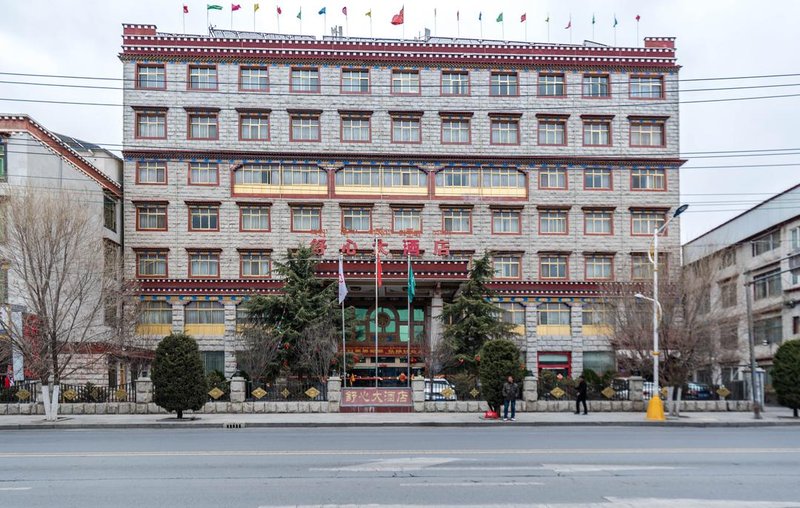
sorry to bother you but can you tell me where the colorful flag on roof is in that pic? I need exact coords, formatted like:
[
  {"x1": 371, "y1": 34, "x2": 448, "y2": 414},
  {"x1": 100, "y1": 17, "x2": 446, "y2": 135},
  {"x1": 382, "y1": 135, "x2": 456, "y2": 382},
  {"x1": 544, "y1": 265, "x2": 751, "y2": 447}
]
[
  {"x1": 478, "y1": 12, "x2": 482, "y2": 21},
  {"x1": 391, "y1": 7, "x2": 404, "y2": 25},
  {"x1": 277, "y1": 6, "x2": 282, "y2": 15},
  {"x1": 636, "y1": 14, "x2": 641, "y2": 22},
  {"x1": 231, "y1": 4, "x2": 241, "y2": 11},
  {"x1": 254, "y1": 3, "x2": 260, "y2": 12},
  {"x1": 613, "y1": 15, "x2": 618, "y2": 27},
  {"x1": 183, "y1": 5, "x2": 189, "y2": 14},
  {"x1": 521, "y1": 13, "x2": 527, "y2": 23},
  {"x1": 297, "y1": 7, "x2": 302, "y2": 19},
  {"x1": 207, "y1": 4, "x2": 223, "y2": 10},
  {"x1": 592, "y1": 13, "x2": 595, "y2": 25},
  {"x1": 365, "y1": 9, "x2": 372, "y2": 17},
  {"x1": 565, "y1": 19, "x2": 571, "y2": 29},
  {"x1": 342, "y1": 6, "x2": 347, "y2": 16},
  {"x1": 496, "y1": 13, "x2": 503, "y2": 23},
  {"x1": 319, "y1": 7, "x2": 326, "y2": 15}
]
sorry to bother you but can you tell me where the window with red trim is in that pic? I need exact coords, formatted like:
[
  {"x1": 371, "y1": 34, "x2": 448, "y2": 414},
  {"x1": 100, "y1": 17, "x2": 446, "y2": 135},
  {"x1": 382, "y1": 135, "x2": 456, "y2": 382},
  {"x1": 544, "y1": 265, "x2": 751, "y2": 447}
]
[
  {"x1": 189, "y1": 205, "x2": 219, "y2": 231},
  {"x1": 188, "y1": 65, "x2": 217, "y2": 90},
  {"x1": 239, "y1": 112, "x2": 270, "y2": 141},
  {"x1": 188, "y1": 251, "x2": 220, "y2": 278},
  {"x1": 239, "y1": 66, "x2": 269, "y2": 91},
  {"x1": 136, "y1": 250, "x2": 168, "y2": 278},
  {"x1": 240, "y1": 251, "x2": 271, "y2": 278},
  {"x1": 290, "y1": 67, "x2": 320, "y2": 93},
  {"x1": 136, "y1": 204, "x2": 167, "y2": 231},
  {"x1": 188, "y1": 111, "x2": 218, "y2": 140},
  {"x1": 188, "y1": 162, "x2": 219, "y2": 186},
  {"x1": 135, "y1": 111, "x2": 166, "y2": 139},
  {"x1": 136, "y1": 64, "x2": 165, "y2": 89},
  {"x1": 391, "y1": 70, "x2": 420, "y2": 95}
]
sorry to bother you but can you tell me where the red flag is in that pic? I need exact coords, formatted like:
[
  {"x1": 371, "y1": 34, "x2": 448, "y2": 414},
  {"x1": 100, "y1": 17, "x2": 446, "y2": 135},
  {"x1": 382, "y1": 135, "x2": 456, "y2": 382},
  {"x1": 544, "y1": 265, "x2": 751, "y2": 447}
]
[
  {"x1": 635, "y1": 14, "x2": 641, "y2": 22},
  {"x1": 520, "y1": 13, "x2": 526, "y2": 23},
  {"x1": 183, "y1": 4, "x2": 189, "y2": 14},
  {"x1": 391, "y1": 7, "x2": 404, "y2": 25},
  {"x1": 376, "y1": 245, "x2": 383, "y2": 288},
  {"x1": 565, "y1": 19, "x2": 571, "y2": 29},
  {"x1": 277, "y1": 6, "x2": 282, "y2": 15},
  {"x1": 232, "y1": 3, "x2": 241, "y2": 11},
  {"x1": 342, "y1": 6, "x2": 347, "y2": 16}
]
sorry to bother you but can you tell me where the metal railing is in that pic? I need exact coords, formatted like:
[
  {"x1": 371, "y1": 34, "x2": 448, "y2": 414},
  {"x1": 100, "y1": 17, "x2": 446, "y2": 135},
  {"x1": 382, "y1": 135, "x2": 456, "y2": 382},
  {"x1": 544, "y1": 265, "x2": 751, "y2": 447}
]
[
  {"x1": 0, "y1": 380, "x2": 41, "y2": 403},
  {"x1": 537, "y1": 378, "x2": 630, "y2": 401},
  {"x1": 245, "y1": 380, "x2": 327, "y2": 401},
  {"x1": 59, "y1": 382, "x2": 137, "y2": 403},
  {"x1": 644, "y1": 380, "x2": 750, "y2": 401}
]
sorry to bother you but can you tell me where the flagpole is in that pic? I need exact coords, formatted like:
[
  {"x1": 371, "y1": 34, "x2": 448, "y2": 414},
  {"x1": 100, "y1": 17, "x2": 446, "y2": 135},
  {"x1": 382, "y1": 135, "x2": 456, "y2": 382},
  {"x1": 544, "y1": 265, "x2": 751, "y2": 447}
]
[
  {"x1": 340, "y1": 255, "x2": 347, "y2": 382},
  {"x1": 524, "y1": 20, "x2": 527, "y2": 42},
  {"x1": 182, "y1": 8, "x2": 186, "y2": 34},
  {"x1": 231, "y1": 10, "x2": 233, "y2": 30},
  {"x1": 324, "y1": 13, "x2": 327, "y2": 36},
  {"x1": 374, "y1": 237, "x2": 379, "y2": 389},
  {"x1": 636, "y1": 18, "x2": 640, "y2": 46},
  {"x1": 253, "y1": 8, "x2": 256, "y2": 31},
  {"x1": 569, "y1": 14, "x2": 573, "y2": 44},
  {"x1": 407, "y1": 254, "x2": 412, "y2": 387}
]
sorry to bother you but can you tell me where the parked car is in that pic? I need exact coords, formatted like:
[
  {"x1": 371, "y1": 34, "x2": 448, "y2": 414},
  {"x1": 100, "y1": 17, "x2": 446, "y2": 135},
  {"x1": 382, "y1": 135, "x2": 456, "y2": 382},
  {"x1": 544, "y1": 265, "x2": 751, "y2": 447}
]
[
  {"x1": 684, "y1": 382, "x2": 713, "y2": 400},
  {"x1": 425, "y1": 378, "x2": 457, "y2": 401}
]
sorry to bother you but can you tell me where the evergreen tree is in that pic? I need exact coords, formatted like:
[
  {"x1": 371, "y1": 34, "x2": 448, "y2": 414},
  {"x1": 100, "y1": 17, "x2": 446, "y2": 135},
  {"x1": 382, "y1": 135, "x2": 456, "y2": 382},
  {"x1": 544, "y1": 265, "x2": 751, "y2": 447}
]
[
  {"x1": 772, "y1": 339, "x2": 800, "y2": 418},
  {"x1": 439, "y1": 254, "x2": 515, "y2": 374},
  {"x1": 151, "y1": 333, "x2": 208, "y2": 419},
  {"x1": 478, "y1": 339, "x2": 525, "y2": 413},
  {"x1": 243, "y1": 246, "x2": 349, "y2": 378}
]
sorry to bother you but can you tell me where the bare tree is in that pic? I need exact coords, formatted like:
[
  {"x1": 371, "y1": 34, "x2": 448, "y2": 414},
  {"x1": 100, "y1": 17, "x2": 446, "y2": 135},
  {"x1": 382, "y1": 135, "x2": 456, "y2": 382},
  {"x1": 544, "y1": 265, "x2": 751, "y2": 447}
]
[
  {"x1": 0, "y1": 187, "x2": 135, "y2": 420},
  {"x1": 295, "y1": 312, "x2": 340, "y2": 382},
  {"x1": 605, "y1": 255, "x2": 728, "y2": 416},
  {"x1": 235, "y1": 322, "x2": 284, "y2": 383}
]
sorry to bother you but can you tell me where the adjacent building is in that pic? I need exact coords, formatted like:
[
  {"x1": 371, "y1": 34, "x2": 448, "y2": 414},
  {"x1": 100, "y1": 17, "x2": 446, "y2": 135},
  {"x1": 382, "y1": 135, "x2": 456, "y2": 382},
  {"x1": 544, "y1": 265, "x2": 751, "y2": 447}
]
[
  {"x1": 120, "y1": 25, "x2": 683, "y2": 380},
  {"x1": 683, "y1": 183, "x2": 800, "y2": 388}
]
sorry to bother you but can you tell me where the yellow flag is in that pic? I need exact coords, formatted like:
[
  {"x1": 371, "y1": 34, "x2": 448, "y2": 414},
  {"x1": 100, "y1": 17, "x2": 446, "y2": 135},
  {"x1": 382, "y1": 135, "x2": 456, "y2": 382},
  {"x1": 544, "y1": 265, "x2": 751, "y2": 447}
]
[
  {"x1": 365, "y1": 9, "x2": 372, "y2": 17},
  {"x1": 254, "y1": 3, "x2": 260, "y2": 12}
]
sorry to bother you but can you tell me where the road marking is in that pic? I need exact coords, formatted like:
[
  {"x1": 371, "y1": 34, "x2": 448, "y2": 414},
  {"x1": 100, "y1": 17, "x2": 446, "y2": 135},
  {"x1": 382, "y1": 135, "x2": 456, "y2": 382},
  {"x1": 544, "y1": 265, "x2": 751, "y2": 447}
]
[
  {"x1": 0, "y1": 487, "x2": 32, "y2": 491},
  {"x1": 399, "y1": 481, "x2": 544, "y2": 487},
  {"x1": 260, "y1": 500, "x2": 800, "y2": 508},
  {"x1": 314, "y1": 457, "x2": 460, "y2": 471},
  {"x1": 541, "y1": 464, "x2": 679, "y2": 474}
]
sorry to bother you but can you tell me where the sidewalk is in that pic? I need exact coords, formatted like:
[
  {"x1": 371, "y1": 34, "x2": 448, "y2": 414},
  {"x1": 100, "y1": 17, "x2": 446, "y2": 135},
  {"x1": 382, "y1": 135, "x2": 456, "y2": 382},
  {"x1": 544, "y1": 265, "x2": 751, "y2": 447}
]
[{"x1": 1, "y1": 408, "x2": 798, "y2": 430}]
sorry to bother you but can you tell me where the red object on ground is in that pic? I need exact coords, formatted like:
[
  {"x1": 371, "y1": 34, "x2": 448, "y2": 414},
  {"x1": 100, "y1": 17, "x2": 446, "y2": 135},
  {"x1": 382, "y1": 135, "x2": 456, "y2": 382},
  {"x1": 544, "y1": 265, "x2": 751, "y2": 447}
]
[{"x1": 484, "y1": 410, "x2": 499, "y2": 419}]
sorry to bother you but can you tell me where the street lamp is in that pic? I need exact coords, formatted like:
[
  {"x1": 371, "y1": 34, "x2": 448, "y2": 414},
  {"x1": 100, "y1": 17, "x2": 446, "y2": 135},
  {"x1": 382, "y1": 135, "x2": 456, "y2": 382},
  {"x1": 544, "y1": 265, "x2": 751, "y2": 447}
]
[{"x1": 637, "y1": 204, "x2": 689, "y2": 421}]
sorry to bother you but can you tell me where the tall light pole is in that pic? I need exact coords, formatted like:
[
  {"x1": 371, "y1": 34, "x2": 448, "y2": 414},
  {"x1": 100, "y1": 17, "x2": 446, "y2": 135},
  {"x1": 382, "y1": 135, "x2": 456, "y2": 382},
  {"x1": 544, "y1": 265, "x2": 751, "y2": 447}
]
[{"x1": 637, "y1": 204, "x2": 688, "y2": 421}]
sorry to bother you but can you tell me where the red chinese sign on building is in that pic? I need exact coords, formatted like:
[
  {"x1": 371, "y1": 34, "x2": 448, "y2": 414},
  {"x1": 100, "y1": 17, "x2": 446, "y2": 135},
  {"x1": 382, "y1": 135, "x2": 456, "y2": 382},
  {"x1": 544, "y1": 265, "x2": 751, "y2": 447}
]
[{"x1": 340, "y1": 388, "x2": 413, "y2": 406}]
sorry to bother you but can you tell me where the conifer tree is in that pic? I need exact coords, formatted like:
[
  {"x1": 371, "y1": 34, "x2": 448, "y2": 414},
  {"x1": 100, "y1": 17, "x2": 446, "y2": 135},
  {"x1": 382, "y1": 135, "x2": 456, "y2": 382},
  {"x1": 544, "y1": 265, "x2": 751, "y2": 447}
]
[
  {"x1": 151, "y1": 333, "x2": 208, "y2": 419},
  {"x1": 772, "y1": 339, "x2": 800, "y2": 418}
]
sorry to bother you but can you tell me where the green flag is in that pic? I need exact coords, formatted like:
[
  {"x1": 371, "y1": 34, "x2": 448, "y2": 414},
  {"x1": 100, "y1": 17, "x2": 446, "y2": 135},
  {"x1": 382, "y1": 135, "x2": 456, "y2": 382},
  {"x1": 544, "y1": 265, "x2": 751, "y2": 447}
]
[
  {"x1": 207, "y1": 4, "x2": 223, "y2": 10},
  {"x1": 496, "y1": 13, "x2": 503, "y2": 23},
  {"x1": 407, "y1": 260, "x2": 416, "y2": 303},
  {"x1": 297, "y1": 7, "x2": 302, "y2": 19},
  {"x1": 592, "y1": 14, "x2": 596, "y2": 25}
]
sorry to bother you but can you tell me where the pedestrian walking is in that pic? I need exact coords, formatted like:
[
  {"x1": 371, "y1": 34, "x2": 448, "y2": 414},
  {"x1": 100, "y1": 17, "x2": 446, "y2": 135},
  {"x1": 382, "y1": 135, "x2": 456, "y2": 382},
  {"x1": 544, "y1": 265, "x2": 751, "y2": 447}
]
[
  {"x1": 575, "y1": 375, "x2": 588, "y2": 415},
  {"x1": 502, "y1": 375, "x2": 519, "y2": 421}
]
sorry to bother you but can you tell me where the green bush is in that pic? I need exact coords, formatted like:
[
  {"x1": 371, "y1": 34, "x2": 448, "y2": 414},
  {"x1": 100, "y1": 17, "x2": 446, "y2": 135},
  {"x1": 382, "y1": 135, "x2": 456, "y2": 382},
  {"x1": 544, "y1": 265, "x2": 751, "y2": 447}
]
[
  {"x1": 152, "y1": 333, "x2": 208, "y2": 419},
  {"x1": 478, "y1": 339, "x2": 525, "y2": 413},
  {"x1": 772, "y1": 339, "x2": 800, "y2": 418}
]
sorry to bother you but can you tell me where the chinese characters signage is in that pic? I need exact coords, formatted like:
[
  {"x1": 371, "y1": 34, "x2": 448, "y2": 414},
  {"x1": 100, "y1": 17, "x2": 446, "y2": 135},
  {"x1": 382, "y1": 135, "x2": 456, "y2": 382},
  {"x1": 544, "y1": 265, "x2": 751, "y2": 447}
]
[{"x1": 341, "y1": 388, "x2": 413, "y2": 406}]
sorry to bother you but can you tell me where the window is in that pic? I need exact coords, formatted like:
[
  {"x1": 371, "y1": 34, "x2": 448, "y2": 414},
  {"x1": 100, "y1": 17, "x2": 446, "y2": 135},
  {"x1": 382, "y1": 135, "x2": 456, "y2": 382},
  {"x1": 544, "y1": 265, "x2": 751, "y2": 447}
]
[
  {"x1": 537, "y1": 117, "x2": 567, "y2": 145},
  {"x1": 436, "y1": 168, "x2": 479, "y2": 188},
  {"x1": 188, "y1": 111, "x2": 218, "y2": 140},
  {"x1": 719, "y1": 321, "x2": 739, "y2": 350},
  {"x1": 103, "y1": 194, "x2": 117, "y2": 232},
  {"x1": 136, "y1": 203, "x2": 167, "y2": 230},
  {"x1": 493, "y1": 255, "x2": 521, "y2": 279},
  {"x1": 139, "y1": 301, "x2": 172, "y2": 324},
  {"x1": 490, "y1": 116, "x2": 520, "y2": 145},
  {"x1": 341, "y1": 69, "x2": 369, "y2": 93},
  {"x1": 137, "y1": 161, "x2": 166, "y2": 184},
  {"x1": 189, "y1": 251, "x2": 220, "y2": 278},
  {"x1": 239, "y1": 112, "x2": 270, "y2": 140},
  {"x1": 136, "y1": 250, "x2": 167, "y2": 277},
  {"x1": 538, "y1": 303, "x2": 570, "y2": 324},
  {"x1": 582, "y1": 74, "x2": 609, "y2": 98},
  {"x1": 496, "y1": 302, "x2": 525, "y2": 325},
  {"x1": 791, "y1": 255, "x2": 800, "y2": 285},
  {"x1": 585, "y1": 255, "x2": 613, "y2": 280},
  {"x1": 391, "y1": 115, "x2": 421, "y2": 143},
  {"x1": 441, "y1": 71, "x2": 469, "y2": 95},
  {"x1": 188, "y1": 65, "x2": 217, "y2": 90},
  {"x1": 630, "y1": 119, "x2": 666, "y2": 147},
  {"x1": 631, "y1": 253, "x2": 667, "y2": 281},
  {"x1": 539, "y1": 167, "x2": 567, "y2": 189},
  {"x1": 720, "y1": 279, "x2": 737, "y2": 308},
  {"x1": 186, "y1": 301, "x2": 225, "y2": 324},
  {"x1": 720, "y1": 248, "x2": 736, "y2": 268},
  {"x1": 137, "y1": 64, "x2": 165, "y2": 89},
  {"x1": 290, "y1": 67, "x2": 320, "y2": 93},
  {"x1": 336, "y1": 113, "x2": 371, "y2": 142},
  {"x1": 584, "y1": 210, "x2": 613, "y2": 235},
  {"x1": 393, "y1": 207, "x2": 422, "y2": 233},
  {"x1": 631, "y1": 210, "x2": 666, "y2": 235},
  {"x1": 441, "y1": 116, "x2": 471, "y2": 144},
  {"x1": 188, "y1": 162, "x2": 219, "y2": 185},
  {"x1": 753, "y1": 268, "x2": 782, "y2": 300},
  {"x1": 135, "y1": 110, "x2": 166, "y2": 139},
  {"x1": 753, "y1": 315, "x2": 783, "y2": 345},
  {"x1": 539, "y1": 209, "x2": 568, "y2": 235},
  {"x1": 584, "y1": 168, "x2": 611, "y2": 190},
  {"x1": 492, "y1": 209, "x2": 521, "y2": 234},
  {"x1": 201, "y1": 351, "x2": 225, "y2": 375},
  {"x1": 290, "y1": 113, "x2": 321, "y2": 142},
  {"x1": 540, "y1": 255, "x2": 568, "y2": 279},
  {"x1": 630, "y1": 75, "x2": 664, "y2": 99},
  {"x1": 442, "y1": 208, "x2": 471, "y2": 233},
  {"x1": 582, "y1": 303, "x2": 611, "y2": 326},
  {"x1": 189, "y1": 205, "x2": 219, "y2": 231},
  {"x1": 583, "y1": 118, "x2": 611, "y2": 146},
  {"x1": 342, "y1": 207, "x2": 371, "y2": 232},
  {"x1": 794, "y1": 316, "x2": 800, "y2": 335},
  {"x1": 291, "y1": 206, "x2": 322, "y2": 232},
  {"x1": 538, "y1": 73, "x2": 566, "y2": 97},
  {"x1": 239, "y1": 66, "x2": 269, "y2": 91},
  {"x1": 391, "y1": 70, "x2": 420, "y2": 94},
  {"x1": 240, "y1": 251, "x2": 271, "y2": 278},
  {"x1": 239, "y1": 205, "x2": 270, "y2": 231},
  {"x1": 490, "y1": 72, "x2": 518, "y2": 96},
  {"x1": 283, "y1": 164, "x2": 325, "y2": 185},
  {"x1": 752, "y1": 230, "x2": 780, "y2": 256},
  {"x1": 483, "y1": 168, "x2": 526, "y2": 189},
  {"x1": 631, "y1": 168, "x2": 666, "y2": 190},
  {"x1": 234, "y1": 164, "x2": 278, "y2": 186},
  {"x1": 791, "y1": 226, "x2": 800, "y2": 251}
]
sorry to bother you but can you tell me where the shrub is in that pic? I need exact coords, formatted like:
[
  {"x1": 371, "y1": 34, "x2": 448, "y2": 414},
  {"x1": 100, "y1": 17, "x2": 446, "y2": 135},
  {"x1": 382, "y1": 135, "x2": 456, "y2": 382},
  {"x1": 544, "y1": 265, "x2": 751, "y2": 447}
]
[
  {"x1": 478, "y1": 339, "x2": 525, "y2": 413},
  {"x1": 772, "y1": 339, "x2": 800, "y2": 418},
  {"x1": 152, "y1": 333, "x2": 208, "y2": 419}
]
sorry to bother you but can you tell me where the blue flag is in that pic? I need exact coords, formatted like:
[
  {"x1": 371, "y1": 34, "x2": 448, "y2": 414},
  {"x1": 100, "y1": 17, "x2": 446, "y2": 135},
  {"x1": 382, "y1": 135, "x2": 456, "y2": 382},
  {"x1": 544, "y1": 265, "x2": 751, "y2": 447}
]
[{"x1": 318, "y1": 7, "x2": 326, "y2": 15}]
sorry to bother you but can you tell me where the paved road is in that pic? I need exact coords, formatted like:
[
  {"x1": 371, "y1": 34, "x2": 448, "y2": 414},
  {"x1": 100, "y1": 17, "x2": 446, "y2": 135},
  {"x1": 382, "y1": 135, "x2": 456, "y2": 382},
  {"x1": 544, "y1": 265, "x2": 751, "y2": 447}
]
[{"x1": 1, "y1": 426, "x2": 799, "y2": 507}]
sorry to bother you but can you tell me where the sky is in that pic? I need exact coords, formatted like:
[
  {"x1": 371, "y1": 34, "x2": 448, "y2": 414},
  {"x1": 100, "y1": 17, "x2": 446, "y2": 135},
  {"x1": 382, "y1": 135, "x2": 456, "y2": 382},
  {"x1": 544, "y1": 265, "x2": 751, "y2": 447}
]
[{"x1": 1, "y1": 0, "x2": 798, "y2": 243}]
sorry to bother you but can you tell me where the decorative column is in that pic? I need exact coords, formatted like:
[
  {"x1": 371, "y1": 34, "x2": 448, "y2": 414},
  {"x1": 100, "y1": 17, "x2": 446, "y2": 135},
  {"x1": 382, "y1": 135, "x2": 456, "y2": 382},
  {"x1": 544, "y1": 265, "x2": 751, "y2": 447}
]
[
  {"x1": 230, "y1": 376, "x2": 246, "y2": 403},
  {"x1": 327, "y1": 376, "x2": 342, "y2": 412},
  {"x1": 411, "y1": 376, "x2": 425, "y2": 412}
]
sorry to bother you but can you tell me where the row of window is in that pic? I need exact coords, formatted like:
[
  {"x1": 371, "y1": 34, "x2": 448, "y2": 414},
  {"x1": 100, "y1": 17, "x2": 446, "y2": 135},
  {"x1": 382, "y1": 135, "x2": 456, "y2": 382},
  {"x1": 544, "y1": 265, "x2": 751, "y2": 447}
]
[
  {"x1": 137, "y1": 162, "x2": 669, "y2": 192},
  {"x1": 136, "y1": 63, "x2": 667, "y2": 99},
  {"x1": 135, "y1": 248, "x2": 663, "y2": 282},
  {"x1": 134, "y1": 202, "x2": 668, "y2": 236},
  {"x1": 134, "y1": 109, "x2": 668, "y2": 147}
]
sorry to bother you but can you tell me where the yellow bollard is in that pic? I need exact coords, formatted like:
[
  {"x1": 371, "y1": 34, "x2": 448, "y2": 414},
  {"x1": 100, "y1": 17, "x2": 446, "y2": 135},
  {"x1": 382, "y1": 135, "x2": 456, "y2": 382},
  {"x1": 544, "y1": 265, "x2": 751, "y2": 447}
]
[{"x1": 646, "y1": 395, "x2": 666, "y2": 421}]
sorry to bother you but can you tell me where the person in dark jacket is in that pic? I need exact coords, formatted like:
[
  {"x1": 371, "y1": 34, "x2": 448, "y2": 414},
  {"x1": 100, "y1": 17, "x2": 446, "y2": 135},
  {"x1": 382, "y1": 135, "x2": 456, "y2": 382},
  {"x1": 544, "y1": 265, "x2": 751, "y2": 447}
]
[
  {"x1": 502, "y1": 376, "x2": 519, "y2": 421},
  {"x1": 575, "y1": 375, "x2": 588, "y2": 415}
]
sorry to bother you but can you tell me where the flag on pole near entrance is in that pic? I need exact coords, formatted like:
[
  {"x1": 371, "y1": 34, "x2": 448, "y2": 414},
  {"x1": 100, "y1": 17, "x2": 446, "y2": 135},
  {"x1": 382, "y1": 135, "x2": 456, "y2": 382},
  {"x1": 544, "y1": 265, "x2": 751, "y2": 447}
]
[
  {"x1": 338, "y1": 257, "x2": 348, "y2": 304},
  {"x1": 407, "y1": 259, "x2": 416, "y2": 303},
  {"x1": 496, "y1": 13, "x2": 503, "y2": 23},
  {"x1": 391, "y1": 7, "x2": 404, "y2": 25},
  {"x1": 232, "y1": 4, "x2": 241, "y2": 11},
  {"x1": 319, "y1": 7, "x2": 326, "y2": 15},
  {"x1": 207, "y1": 4, "x2": 223, "y2": 10}
]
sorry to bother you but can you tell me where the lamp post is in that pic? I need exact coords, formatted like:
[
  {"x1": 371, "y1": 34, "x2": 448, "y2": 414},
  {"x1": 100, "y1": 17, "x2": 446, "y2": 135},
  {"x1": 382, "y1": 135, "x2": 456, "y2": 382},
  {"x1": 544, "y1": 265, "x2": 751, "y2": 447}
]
[{"x1": 636, "y1": 204, "x2": 688, "y2": 421}]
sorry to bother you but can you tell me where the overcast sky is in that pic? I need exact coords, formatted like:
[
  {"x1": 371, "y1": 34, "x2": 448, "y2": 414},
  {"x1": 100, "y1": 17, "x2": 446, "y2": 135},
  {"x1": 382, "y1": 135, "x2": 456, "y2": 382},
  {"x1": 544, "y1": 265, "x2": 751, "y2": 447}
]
[{"x1": 1, "y1": 0, "x2": 798, "y2": 243}]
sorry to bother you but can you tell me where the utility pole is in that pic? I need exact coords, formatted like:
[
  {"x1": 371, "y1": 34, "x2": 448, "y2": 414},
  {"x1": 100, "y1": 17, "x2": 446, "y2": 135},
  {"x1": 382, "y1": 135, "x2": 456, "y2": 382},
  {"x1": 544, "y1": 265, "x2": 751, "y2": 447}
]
[{"x1": 744, "y1": 276, "x2": 763, "y2": 419}]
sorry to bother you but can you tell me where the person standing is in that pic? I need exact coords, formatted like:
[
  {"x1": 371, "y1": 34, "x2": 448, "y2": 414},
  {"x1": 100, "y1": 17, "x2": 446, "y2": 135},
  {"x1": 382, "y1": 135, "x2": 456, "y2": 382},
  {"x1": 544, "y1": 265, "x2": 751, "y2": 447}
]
[
  {"x1": 502, "y1": 375, "x2": 519, "y2": 421},
  {"x1": 575, "y1": 375, "x2": 588, "y2": 415}
]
